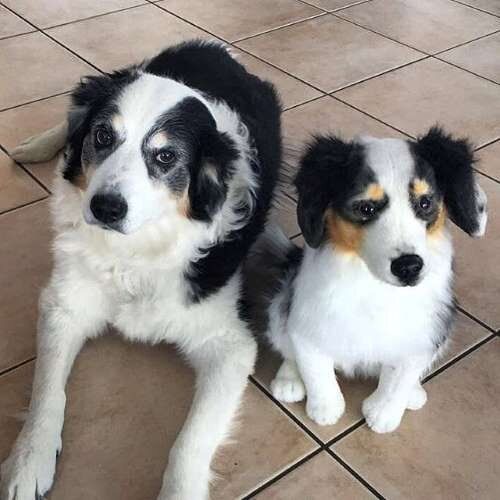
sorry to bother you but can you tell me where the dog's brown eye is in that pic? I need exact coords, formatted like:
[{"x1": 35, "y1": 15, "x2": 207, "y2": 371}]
[
  {"x1": 357, "y1": 201, "x2": 376, "y2": 218},
  {"x1": 156, "y1": 150, "x2": 176, "y2": 164},
  {"x1": 419, "y1": 195, "x2": 432, "y2": 211},
  {"x1": 95, "y1": 128, "x2": 113, "y2": 147}
]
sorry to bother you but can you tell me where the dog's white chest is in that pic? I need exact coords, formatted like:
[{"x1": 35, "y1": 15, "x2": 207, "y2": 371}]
[{"x1": 291, "y1": 251, "x2": 451, "y2": 367}]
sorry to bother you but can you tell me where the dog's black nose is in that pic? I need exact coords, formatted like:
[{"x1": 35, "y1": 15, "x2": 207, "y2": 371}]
[
  {"x1": 90, "y1": 193, "x2": 127, "y2": 225},
  {"x1": 391, "y1": 254, "x2": 423, "y2": 285}
]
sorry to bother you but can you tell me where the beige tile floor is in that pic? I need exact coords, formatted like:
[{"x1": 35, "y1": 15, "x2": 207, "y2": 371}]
[{"x1": 0, "y1": 1, "x2": 498, "y2": 498}]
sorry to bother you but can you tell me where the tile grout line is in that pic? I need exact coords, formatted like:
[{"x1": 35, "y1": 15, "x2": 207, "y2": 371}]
[
  {"x1": 331, "y1": 10, "x2": 500, "y2": 88},
  {"x1": 240, "y1": 447, "x2": 323, "y2": 499},
  {"x1": 475, "y1": 137, "x2": 500, "y2": 151},
  {"x1": 329, "y1": 55, "x2": 431, "y2": 94},
  {"x1": 248, "y1": 376, "x2": 385, "y2": 498},
  {"x1": 41, "y1": 3, "x2": 149, "y2": 30},
  {"x1": 326, "y1": 449, "x2": 386, "y2": 499},
  {"x1": 0, "y1": 196, "x2": 49, "y2": 217},
  {"x1": 449, "y1": 0, "x2": 500, "y2": 19},
  {"x1": 475, "y1": 169, "x2": 500, "y2": 185},
  {"x1": 0, "y1": 29, "x2": 37, "y2": 42},
  {"x1": 330, "y1": 11, "x2": 431, "y2": 55},
  {"x1": 231, "y1": 12, "x2": 328, "y2": 45},
  {"x1": 434, "y1": 54, "x2": 500, "y2": 88},
  {"x1": 432, "y1": 28, "x2": 500, "y2": 56},
  {"x1": 330, "y1": 94, "x2": 415, "y2": 139},
  {"x1": 0, "y1": 90, "x2": 71, "y2": 114},
  {"x1": 423, "y1": 332, "x2": 497, "y2": 383},
  {"x1": 456, "y1": 305, "x2": 496, "y2": 333},
  {"x1": 0, "y1": 143, "x2": 52, "y2": 194},
  {"x1": 249, "y1": 376, "x2": 324, "y2": 446},
  {"x1": 297, "y1": 0, "x2": 373, "y2": 13},
  {"x1": 0, "y1": 1, "x2": 104, "y2": 75},
  {"x1": 0, "y1": 356, "x2": 36, "y2": 378},
  {"x1": 0, "y1": 1, "x2": 148, "y2": 31},
  {"x1": 283, "y1": 94, "x2": 327, "y2": 112}
]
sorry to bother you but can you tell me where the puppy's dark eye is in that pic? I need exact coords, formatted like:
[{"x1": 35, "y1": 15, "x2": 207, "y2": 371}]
[
  {"x1": 95, "y1": 128, "x2": 113, "y2": 147},
  {"x1": 419, "y1": 195, "x2": 432, "y2": 211},
  {"x1": 156, "y1": 150, "x2": 176, "y2": 165},
  {"x1": 355, "y1": 201, "x2": 376, "y2": 219}
]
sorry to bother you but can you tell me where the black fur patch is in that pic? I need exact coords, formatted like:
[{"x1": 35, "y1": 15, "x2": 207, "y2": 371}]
[
  {"x1": 412, "y1": 126, "x2": 479, "y2": 236},
  {"x1": 142, "y1": 96, "x2": 239, "y2": 220},
  {"x1": 278, "y1": 245, "x2": 304, "y2": 318},
  {"x1": 145, "y1": 41, "x2": 281, "y2": 303},
  {"x1": 64, "y1": 67, "x2": 139, "y2": 183},
  {"x1": 433, "y1": 295, "x2": 457, "y2": 351},
  {"x1": 294, "y1": 135, "x2": 370, "y2": 248}
]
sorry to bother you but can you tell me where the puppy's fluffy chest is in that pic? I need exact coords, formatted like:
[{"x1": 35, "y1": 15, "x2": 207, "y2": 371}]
[{"x1": 290, "y1": 246, "x2": 453, "y2": 369}]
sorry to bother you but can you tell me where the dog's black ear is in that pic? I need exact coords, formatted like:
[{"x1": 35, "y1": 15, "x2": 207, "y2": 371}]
[
  {"x1": 64, "y1": 69, "x2": 138, "y2": 184},
  {"x1": 188, "y1": 127, "x2": 238, "y2": 222},
  {"x1": 414, "y1": 126, "x2": 487, "y2": 237},
  {"x1": 295, "y1": 135, "x2": 364, "y2": 248}
]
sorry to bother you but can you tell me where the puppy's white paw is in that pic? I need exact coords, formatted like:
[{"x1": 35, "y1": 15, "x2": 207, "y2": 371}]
[
  {"x1": 306, "y1": 393, "x2": 345, "y2": 426},
  {"x1": 406, "y1": 385, "x2": 427, "y2": 410},
  {"x1": 0, "y1": 434, "x2": 61, "y2": 500},
  {"x1": 270, "y1": 372, "x2": 306, "y2": 403},
  {"x1": 362, "y1": 394, "x2": 405, "y2": 434}
]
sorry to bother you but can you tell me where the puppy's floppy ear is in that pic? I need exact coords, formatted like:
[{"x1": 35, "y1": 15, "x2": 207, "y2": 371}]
[
  {"x1": 64, "y1": 68, "x2": 138, "y2": 184},
  {"x1": 414, "y1": 126, "x2": 487, "y2": 237},
  {"x1": 188, "y1": 126, "x2": 238, "y2": 222},
  {"x1": 295, "y1": 135, "x2": 364, "y2": 248}
]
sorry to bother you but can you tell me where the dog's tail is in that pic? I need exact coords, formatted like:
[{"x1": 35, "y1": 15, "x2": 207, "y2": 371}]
[{"x1": 10, "y1": 121, "x2": 67, "y2": 163}]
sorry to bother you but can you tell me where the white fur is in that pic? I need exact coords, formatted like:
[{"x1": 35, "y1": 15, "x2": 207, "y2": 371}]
[
  {"x1": 267, "y1": 137, "x2": 458, "y2": 433},
  {"x1": 1, "y1": 75, "x2": 259, "y2": 500}
]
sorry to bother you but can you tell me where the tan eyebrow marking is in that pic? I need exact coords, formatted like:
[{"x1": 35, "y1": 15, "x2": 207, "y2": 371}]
[
  {"x1": 150, "y1": 131, "x2": 169, "y2": 149},
  {"x1": 364, "y1": 183, "x2": 385, "y2": 201},
  {"x1": 412, "y1": 178, "x2": 431, "y2": 196}
]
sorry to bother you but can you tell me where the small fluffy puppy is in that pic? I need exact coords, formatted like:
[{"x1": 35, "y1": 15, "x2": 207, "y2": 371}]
[
  {"x1": 0, "y1": 40, "x2": 281, "y2": 500},
  {"x1": 265, "y1": 128, "x2": 487, "y2": 433}
]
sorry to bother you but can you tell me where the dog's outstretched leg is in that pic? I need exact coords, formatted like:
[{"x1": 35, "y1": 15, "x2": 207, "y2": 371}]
[
  {"x1": 0, "y1": 277, "x2": 107, "y2": 500},
  {"x1": 10, "y1": 121, "x2": 67, "y2": 164},
  {"x1": 158, "y1": 330, "x2": 256, "y2": 500}
]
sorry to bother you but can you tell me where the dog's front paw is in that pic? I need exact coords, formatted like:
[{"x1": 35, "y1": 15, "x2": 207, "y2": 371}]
[
  {"x1": 270, "y1": 372, "x2": 306, "y2": 403},
  {"x1": 0, "y1": 434, "x2": 61, "y2": 500},
  {"x1": 306, "y1": 393, "x2": 345, "y2": 426},
  {"x1": 362, "y1": 394, "x2": 405, "y2": 433},
  {"x1": 406, "y1": 385, "x2": 427, "y2": 410}
]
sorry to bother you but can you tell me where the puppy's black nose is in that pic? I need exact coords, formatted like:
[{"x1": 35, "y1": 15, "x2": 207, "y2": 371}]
[
  {"x1": 391, "y1": 254, "x2": 423, "y2": 285},
  {"x1": 90, "y1": 193, "x2": 127, "y2": 225}
]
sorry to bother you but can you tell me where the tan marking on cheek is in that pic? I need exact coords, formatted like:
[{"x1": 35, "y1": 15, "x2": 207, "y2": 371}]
[
  {"x1": 412, "y1": 178, "x2": 430, "y2": 196},
  {"x1": 326, "y1": 209, "x2": 364, "y2": 255},
  {"x1": 150, "y1": 131, "x2": 169, "y2": 149},
  {"x1": 71, "y1": 173, "x2": 88, "y2": 191},
  {"x1": 364, "y1": 183, "x2": 385, "y2": 201},
  {"x1": 427, "y1": 204, "x2": 446, "y2": 237},
  {"x1": 71, "y1": 162, "x2": 96, "y2": 191},
  {"x1": 176, "y1": 189, "x2": 191, "y2": 218},
  {"x1": 112, "y1": 114, "x2": 124, "y2": 131}
]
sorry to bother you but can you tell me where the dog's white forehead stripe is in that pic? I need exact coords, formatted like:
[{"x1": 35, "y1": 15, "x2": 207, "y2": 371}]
[
  {"x1": 360, "y1": 137, "x2": 414, "y2": 190},
  {"x1": 115, "y1": 73, "x2": 203, "y2": 134}
]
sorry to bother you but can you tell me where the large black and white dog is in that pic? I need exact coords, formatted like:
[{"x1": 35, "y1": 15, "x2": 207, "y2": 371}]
[{"x1": 0, "y1": 40, "x2": 281, "y2": 500}]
